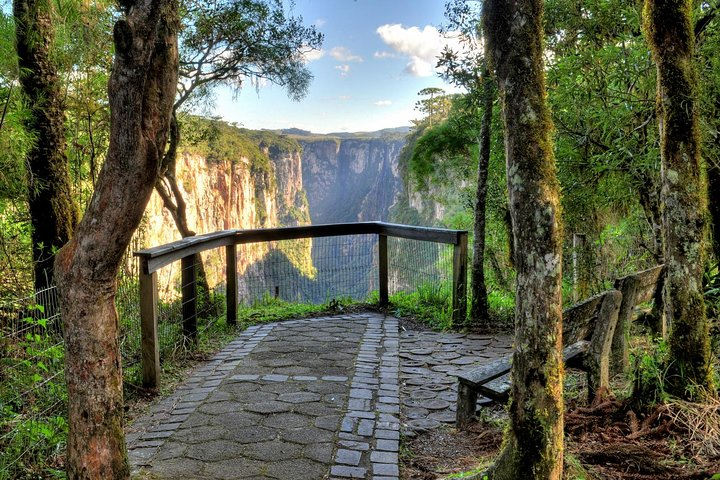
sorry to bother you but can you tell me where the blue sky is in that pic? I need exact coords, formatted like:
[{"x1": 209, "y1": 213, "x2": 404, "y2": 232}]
[{"x1": 213, "y1": 0, "x2": 465, "y2": 134}]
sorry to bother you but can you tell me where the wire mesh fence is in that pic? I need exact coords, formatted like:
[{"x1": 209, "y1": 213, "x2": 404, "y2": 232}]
[
  {"x1": 387, "y1": 236, "x2": 453, "y2": 296},
  {"x1": 236, "y1": 235, "x2": 379, "y2": 305},
  {"x1": 0, "y1": 287, "x2": 66, "y2": 479},
  {"x1": 0, "y1": 228, "x2": 459, "y2": 477}
]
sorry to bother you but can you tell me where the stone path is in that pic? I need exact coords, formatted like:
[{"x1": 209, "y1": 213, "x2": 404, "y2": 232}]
[
  {"x1": 398, "y1": 330, "x2": 512, "y2": 434},
  {"x1": 126, "y1": 313, "x2": 512, "y2": 479}
]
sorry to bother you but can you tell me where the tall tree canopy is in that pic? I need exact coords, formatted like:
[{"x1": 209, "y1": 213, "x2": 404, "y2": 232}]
[
  {"x1": 157, "y1": 0, "x2": 323, "y2": 240},
  {"x1": 437, "y1": 0, "x2": 495, "y2": 328}
]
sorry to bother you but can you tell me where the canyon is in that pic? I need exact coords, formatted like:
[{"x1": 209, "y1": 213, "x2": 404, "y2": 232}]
[{"x1": 142, "y1": 122, "x2": 419, "y2": 302}]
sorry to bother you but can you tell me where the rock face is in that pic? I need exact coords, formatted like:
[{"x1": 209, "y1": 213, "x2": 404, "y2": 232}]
[
  {"x1": 299, "y1": 137, "x2": 405, "y2": 224},
  {"x1": 143, "y1": 132, "x2": 311, "y2": 294},
  {"x1": 141, "y1": 125, "x2": 410, "y2": 302}
]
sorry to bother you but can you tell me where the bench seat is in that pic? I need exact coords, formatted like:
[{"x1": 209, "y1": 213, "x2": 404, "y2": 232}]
[
  {"x1": 455, "y1": 289, "x2": 622, "y2": 428},
  {"x1": 457, "y1": 340, "x2": 590, "y2": 404}
]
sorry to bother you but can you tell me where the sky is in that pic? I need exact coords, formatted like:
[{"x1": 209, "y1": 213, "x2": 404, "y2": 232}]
[{"x1": 212, "y1": 0, "x2": 465, "y2": 134}]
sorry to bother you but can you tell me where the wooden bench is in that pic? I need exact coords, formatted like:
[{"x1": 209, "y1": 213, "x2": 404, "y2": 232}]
[
  {"x1": 611, "y1": 265, "x2": 665, "y2": 374},
  {"x1": 455, "y1": 289, "x2": 622, "y2": 428}
]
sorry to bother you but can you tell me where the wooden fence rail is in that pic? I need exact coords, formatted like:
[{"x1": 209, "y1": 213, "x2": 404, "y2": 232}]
[{"x1": 134, "y1": 222, "x2": 468, "y2": 388}]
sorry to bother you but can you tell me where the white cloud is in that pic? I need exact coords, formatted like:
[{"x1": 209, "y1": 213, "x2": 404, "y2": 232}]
[
  {"x1": 330, "y1": 46, "x2": 363, "y2": 62},
  {"x1": 335, "y1": 64, "x2": 350, "y2": 77},
  {"x1": 374, "y1": 51, "x2": 396, "y2": 59},
  {"x1": 314, "y1": 18, "x2": 327, "y2": 28},
  {"x1": 376, "y1": 24, "x2": 463, "y2": 77},
  {"x1": 338, "y1": 95, "x2": 351, "y2": 101},
  {"x1": 302, "y1": 48, "x2": 325, "y2": 63},
  {"x1": 374, "y1": 100, "x2": 392, "y2": 106}
]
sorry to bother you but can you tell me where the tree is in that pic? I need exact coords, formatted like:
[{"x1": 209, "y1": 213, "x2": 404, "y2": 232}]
[
  {"x1": 545, "y1": 0, "x2": 663, "y2": 270},
  {"x1": 54, "y1": 0, "x2": 179, "y2": 476},
  {"x1": 14, "y1": 0, "x2": 79, "y2": 291},
  {"x1": 438, "y1": 0, "x2": 494, "y2": 327},
  {"x1": 157, "y1": 0, "x2": 322, "y2": 241},
  {"x1": 696, "y1": 3, "x2": 720, "y2": 263},
  {"x1": 484, "y1": 0, "x2": 565, "y2": 477},
  {"x1": 644, "y1": 0, "x2": 714, "y2": 398},
  {"x1": 413, "y1": 87, "x2": 451, "y2": 126}
]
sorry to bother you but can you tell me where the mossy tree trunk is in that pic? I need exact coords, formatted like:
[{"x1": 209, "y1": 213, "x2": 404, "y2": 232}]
[
  {"x1": 469, "y1": 68, "x2": 494, "y2": 328},
  {"x1": 54, "y1": 0, "x2": 178, "y2": 477},
  {"x1": 14, "y1": 0, "x2": 78, "y2": 291},
  {"x1": 644, "y1": 0, "x2": 714, "y2": 398},
  {"x1": 484, "y1": 0, "x2": 564, "y2": 478}
]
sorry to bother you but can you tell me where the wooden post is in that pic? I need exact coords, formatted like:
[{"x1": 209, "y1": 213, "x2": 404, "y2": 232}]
[
  {"x1": 181, "y1": 255, "x2": 197, "y2": 341},
  {"x1": 452, "y1": 232, "x2": 468, "y2": 326},
  {"x1": 140, "y1": 269, "x2": 160, "y2": 388},
  {"x1": 586, "y1": 290, "x2": 622, "y2": 403},
  {"x1": 226, "y1": 244, "x2": 237, "y2": 326},
  {"x1": 456, "y1": 381, "x2": 478, "y2": 429},
  {"x1": 611, "y1": 276, "x2": 639, "y2": 375},
  {"x1": 378, "y1": 234, "x2": 388, "y2": 307}
]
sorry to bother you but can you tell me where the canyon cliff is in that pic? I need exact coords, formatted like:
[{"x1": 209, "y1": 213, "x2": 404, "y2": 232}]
[
  {"x1": 297, "y1": 136, "x2": 405, "y2": 224},
  {"x1": 141, "y1": 120, "x2": 418, "y2": 302}
]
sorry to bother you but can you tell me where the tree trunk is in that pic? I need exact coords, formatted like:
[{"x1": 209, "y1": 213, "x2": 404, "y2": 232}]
[
  {"x1": 484, "y1": 0, "x2": 564, "y2": 478},
  {"x1": 469, "y1": 68, "x2": 494, "y2": 328},
  {"x1": 54, "y1": 0, "x2": 179, "y2": 477},
  {"x1": 644, "y1": 0, "x2": 714, "y2": 398},
  {"x1": 637, "y1": 172, "x2": 663, "y2": 263},
  {"x1": 14, "y1": 0, "x2": 78, "y2": 291}
]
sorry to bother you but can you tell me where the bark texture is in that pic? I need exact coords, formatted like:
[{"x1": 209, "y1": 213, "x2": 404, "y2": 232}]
[
  {"x1": 644, "y1": 0, "x2": 714, "y2": 397},
  {"x1": 484, "y1": 0, "x2": 565, "y2": 478},
  {"x1": 469, "y1": 69, "x2": 494, "y2": 328},
  {"x1": 14, "y1": 0, "x2": 78, "y2": 291},
  {"x1": 54, "y1": 0, "x2": 179, "y2": 477}
]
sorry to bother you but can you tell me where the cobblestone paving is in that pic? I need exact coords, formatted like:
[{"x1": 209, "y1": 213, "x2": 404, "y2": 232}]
[
  {"x1": 398, "y1": 330, "x2": 512, "y2": 435},
  {"x1": 127, "y1": 313, "x2": 512, "y2": 479}
]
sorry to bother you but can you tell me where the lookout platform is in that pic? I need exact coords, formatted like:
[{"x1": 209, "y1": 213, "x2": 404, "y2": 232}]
[{"x1": 126, "y1": 312, "x2": 512, "y2": 479}]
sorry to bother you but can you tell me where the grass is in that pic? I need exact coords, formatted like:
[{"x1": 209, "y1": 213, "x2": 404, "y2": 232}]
[{"x1": 389, "y1": 282, "x2": 453, "y2": 330}]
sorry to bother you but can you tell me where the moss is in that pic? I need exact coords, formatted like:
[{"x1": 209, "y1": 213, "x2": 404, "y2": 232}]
[{"x1": 643, "y1": 0, "x2": 714, "y2": 397}]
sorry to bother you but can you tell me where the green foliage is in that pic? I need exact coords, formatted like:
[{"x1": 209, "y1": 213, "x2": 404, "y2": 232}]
[
  {"x1": 179, "y1": 116, "x2": 269, "y2": 171},
  {"x1": 0, "y1": 306, "x2": 67, "y2": 480},
  {"x1": 546, "y1": 0, "x2": 661, "y2": 265},
  {"x1": 704, "y1": 262, "x2": 720, "y2": 355},
  {"x1": 389, "y1": 282, "x2": 453, "y2": 330},
  {"x1": 632, "y1": 338, "x2": 672, "y2": 405},
  {"x1": 235, "y1": 294, "x2": 353, "y2": 327},
  {"x1": 177, "y1": 0, "x2": 323, "y2": 109},
  {"x1": 487, "y1": 289, "x2": 514, "y2": 327}
]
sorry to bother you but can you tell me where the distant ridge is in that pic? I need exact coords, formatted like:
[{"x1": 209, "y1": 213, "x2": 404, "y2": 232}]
[{"x1": 277, "y1": 126, "x2": 410, "y2": 140}]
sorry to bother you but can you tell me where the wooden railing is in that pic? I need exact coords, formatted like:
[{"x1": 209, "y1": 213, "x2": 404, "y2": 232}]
[{"x1": 134, "y1": 222, "x2": 468, "y2": 388}]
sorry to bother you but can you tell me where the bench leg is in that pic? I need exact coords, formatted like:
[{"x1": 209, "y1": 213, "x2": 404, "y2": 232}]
[{"x1": 456, "y1": 382, "x2": 478, "y2": 429}]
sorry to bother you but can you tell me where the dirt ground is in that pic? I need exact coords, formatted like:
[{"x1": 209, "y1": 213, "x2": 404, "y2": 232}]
[{"x1": 401, "y1": 386, "x2": 720, "y2": 480}]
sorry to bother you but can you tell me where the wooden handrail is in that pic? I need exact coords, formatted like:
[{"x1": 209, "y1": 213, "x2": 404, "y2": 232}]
[
  {"x1": 135, "y1": 222, "x2": 465, "y2": 274},
  {"x1": 136, "y1": 221, "x2": 468, "y2": 388}
]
